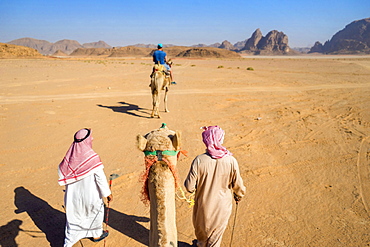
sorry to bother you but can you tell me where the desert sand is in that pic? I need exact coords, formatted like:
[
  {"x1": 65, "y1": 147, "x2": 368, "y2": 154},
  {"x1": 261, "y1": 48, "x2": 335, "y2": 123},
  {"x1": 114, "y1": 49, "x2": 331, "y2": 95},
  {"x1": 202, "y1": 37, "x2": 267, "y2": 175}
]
[{"x1": 1, "y1": 55, "x2": 370, "y2": 246}]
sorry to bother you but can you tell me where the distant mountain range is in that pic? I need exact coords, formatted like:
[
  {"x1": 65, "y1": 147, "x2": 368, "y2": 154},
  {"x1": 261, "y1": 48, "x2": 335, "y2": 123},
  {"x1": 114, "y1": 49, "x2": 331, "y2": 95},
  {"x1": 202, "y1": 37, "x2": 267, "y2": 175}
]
[
  {"x1": 6, "y1": 29, "x2": 295, "y2": 56},
  {"x1": 6, "y1": 17, "x2": 370, "y2": 56},
  {"x1": 7, "y1": 38, "x2": 111, "y2": 55}
]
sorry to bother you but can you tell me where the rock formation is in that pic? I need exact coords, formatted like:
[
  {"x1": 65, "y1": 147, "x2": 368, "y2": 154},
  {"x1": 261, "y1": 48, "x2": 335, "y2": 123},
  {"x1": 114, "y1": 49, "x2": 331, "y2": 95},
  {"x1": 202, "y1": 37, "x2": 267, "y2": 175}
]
[
  {"x1": 82, "y1": 41, "x2": 111, "y2": 49},
  {"x1": 69, "y1": 48, "x2": 113, "y2": 56},
  {"x1": 240, "y1": 29, "x2": 292, "y2": 55},
  {"x1": 8, "y1": 38, "x2": 52, "y2": 54},
  {"x1": 176, "y1": 47, "x2": 240, "y2": 58},
  {"x1": 50, "y1": 39, "x2": 83, "y2": 55},
  {"x1": 309, "y1": 41, "x2": 324, "y2": 53},
  {"x1": 52, "y1": 50, "x2": 68, "y2": 56},
  {"x1": 0, "y1": 43, "x2": 43, "y2": 58},
  {"x1": 242, "y1": 28, "x2": 263, "y2": 52},
  {"x1": 309, "y1": 17, "x2": 370, "y2": 54},
  {"x1": 218, "y1": 40, "x2": 235, "y2": 50},
  {"x1": 7, "y1": 38, "x2": 113, "y2": 55}
]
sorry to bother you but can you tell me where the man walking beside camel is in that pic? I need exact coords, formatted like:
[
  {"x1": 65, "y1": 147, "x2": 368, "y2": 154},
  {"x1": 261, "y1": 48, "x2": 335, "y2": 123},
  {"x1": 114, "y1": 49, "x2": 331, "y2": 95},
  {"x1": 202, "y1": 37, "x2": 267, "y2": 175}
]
[{"x1": 184, "y1": 126, "x2": 246, "y2": 247}]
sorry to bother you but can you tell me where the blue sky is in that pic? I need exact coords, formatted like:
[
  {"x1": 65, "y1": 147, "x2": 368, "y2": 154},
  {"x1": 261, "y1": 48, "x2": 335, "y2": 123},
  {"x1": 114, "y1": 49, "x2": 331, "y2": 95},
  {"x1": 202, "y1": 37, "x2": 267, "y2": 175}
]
[{"x1": 0, "y1": 0, "x2": 369, "y2": 48}]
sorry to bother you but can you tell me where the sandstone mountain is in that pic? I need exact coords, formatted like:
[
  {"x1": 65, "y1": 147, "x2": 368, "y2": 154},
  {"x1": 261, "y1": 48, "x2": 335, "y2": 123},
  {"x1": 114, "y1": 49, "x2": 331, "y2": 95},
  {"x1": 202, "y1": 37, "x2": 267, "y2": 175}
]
[
  {"x1": 176, "y1": 47, "x2": 240, "y2": 58},
  {"x1": 50, "y1": 39, "x2": 83, "y2": 55},
  {"x1": 82, "y1": 41, "x2": 111, "y2": 49},
  {"x1": 218, "y1": 40, "x2": 235, "y2": 50},
  {"x1": 8, "y1": 38, "x2": 112, "y2": 55},
  {"x1": 193, "y1": 43, "x2": 221, "y2": 48},
  {"x1": 68, "y1": 46, "x2": 240, "y2": 58},
  {"x1": 108, "y1": 46, "x2": 151, "y2": 57},
  {"x1": 0, "y1": 43, "x2": 43, "y2": 58},
  {"x1": 309, "y1": 17, "x2": 370, "y2": 54},
  {"x1": 52, "y1": 50, "x2": 68, "y2": 56},
  {"x1": 70, "y1": 47, "x2": 114, "y2": 56},
  {"x1": 7, "y1": 38, "x2": 52, "y2": 55},
  {"x1": 243, "y1": 28, "x2": 263, "y2": 52},
  {"x1": 233, "y1": 39, "x2": 248, "y2": 50},
  {"x1": 240, "y1": 29, "x2": 294, "y2": 55}
]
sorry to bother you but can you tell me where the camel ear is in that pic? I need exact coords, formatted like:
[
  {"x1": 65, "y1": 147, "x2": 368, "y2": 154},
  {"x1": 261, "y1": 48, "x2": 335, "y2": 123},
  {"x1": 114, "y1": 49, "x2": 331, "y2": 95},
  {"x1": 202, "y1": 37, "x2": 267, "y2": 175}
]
[
  {"x1": 137, "y1": 134, "x2": 147, "y2": 151},
  {"x1": 172, "y1": 131, "x2": 181, "y2": 150}
]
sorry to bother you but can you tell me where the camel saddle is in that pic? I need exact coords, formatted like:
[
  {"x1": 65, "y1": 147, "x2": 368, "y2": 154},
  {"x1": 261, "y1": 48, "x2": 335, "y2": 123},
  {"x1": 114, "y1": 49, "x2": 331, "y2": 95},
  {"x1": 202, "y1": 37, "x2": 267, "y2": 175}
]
[{"x1": 153, "y1": 63, "x2": 170, "y2": 75}]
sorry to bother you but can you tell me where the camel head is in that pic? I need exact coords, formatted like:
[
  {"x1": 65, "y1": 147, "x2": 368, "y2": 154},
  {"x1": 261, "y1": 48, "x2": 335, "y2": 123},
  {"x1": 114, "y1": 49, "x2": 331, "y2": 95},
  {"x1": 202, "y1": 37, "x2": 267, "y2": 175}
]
[
  {"x1": 137, "y1": 123, "x2": 182, "y2": 205},
  {"x1": 137, "y1": 123, "x2": 181, "y2": 154}
]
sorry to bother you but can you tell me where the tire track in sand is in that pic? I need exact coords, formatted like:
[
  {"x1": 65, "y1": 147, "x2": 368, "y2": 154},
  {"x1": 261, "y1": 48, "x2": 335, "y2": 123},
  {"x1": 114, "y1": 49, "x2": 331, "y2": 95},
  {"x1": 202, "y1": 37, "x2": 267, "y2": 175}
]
[
  {"x1": 357, "y1": 136, "x2": 370, "y2": 214},
  {"x1": 1, "y1": 83, "x2": 370, "y2": 104}
]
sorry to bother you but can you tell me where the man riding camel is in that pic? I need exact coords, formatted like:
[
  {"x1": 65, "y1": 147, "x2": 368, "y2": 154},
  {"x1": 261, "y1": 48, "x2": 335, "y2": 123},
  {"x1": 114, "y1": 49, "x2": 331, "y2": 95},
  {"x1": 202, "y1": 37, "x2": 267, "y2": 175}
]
[{"x1": 152, "y1": 43, "x2": 176, "y2": 85}]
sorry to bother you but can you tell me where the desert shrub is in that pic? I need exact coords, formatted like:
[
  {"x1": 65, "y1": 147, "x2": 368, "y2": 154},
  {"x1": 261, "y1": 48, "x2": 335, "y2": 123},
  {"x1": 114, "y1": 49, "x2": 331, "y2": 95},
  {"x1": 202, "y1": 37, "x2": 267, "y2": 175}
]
[
  {"x1": 191, "y1": 64, "x2": 196, "y2": 67},
  {"x1": 247, "y1": 67, "x2": 254, "y2": 71},
  {"x1": 217, "y1": 65, "x2": 224, "y2": 69}
]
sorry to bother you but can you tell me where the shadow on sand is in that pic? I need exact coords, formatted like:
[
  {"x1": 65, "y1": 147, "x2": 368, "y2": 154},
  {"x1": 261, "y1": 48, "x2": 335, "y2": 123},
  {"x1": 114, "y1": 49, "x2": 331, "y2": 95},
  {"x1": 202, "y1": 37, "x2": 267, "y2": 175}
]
[
  {"x1": 0, "y1": 219, "x2": 23, "y2": 247},
  {"x1": 106, "y1": 208, "x2": 194, "y2": 246},
  {"x1": 106, "y1": 208, "x2": 149, "y2": 246},
  {"x1": 14, "y1": 186, "x2": 65, "y2": 247},
  {"x1": 97, "y1": 101, "x2": 151, "y2": 118},
  {"x1": 12, "y1": 187, "x2": 193, "y2": 246}
]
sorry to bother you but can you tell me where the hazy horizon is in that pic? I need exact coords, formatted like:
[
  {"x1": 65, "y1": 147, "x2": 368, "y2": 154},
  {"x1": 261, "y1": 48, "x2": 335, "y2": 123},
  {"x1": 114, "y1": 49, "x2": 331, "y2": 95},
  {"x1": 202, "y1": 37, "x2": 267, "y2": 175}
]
[{"x1": 1, "y1": 0, "x2": 369, "y2": 48}]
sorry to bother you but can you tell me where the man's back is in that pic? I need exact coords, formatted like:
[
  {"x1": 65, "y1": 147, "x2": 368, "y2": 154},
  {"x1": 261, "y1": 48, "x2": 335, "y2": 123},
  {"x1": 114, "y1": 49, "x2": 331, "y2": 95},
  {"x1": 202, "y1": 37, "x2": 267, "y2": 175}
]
[{"x1": 153, "y1": 50, "x2": 166, "y2": 64}]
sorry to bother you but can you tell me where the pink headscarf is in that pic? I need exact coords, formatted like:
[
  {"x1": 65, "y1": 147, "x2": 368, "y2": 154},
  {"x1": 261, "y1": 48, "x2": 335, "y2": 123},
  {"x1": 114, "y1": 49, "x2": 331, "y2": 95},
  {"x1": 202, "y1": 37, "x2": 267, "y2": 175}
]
[
  {"x1": 58, "y1": 128, "x2": 103, "y2": 186},
  {"x1": 202, "y1": 126, "x2": 232, "y2": 159}
]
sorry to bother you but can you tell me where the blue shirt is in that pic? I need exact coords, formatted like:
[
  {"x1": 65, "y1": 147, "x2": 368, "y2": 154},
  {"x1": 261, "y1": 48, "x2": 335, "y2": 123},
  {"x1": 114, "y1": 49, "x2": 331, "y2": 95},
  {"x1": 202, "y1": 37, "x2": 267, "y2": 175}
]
[{"x1": 153, "y1": 50, "x2": 166, "y2": 65}]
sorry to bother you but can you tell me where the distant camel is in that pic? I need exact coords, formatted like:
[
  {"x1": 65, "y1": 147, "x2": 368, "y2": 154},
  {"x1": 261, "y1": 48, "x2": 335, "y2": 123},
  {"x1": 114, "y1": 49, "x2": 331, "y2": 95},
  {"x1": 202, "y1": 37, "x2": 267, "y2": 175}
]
[
  {"x1": 150, "y1": 63, "x2": 171, "y2": 118},
  {"x1": 137, "y1": 124, "x2": 181, "y2": 247}
]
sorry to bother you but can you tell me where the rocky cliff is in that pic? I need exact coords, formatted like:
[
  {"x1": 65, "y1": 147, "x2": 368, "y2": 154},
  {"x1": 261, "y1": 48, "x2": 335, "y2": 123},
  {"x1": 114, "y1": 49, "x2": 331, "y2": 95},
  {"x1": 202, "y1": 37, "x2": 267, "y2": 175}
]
[
  {"x1": 240, "y1": 29, "x2": 292, "y2": 55},
  {"x1": 309, "y1": 18, "x2": 370, "y2": 54},
  {"x1": 218, "y1": 40, "x2": 235, "y2": 50}
]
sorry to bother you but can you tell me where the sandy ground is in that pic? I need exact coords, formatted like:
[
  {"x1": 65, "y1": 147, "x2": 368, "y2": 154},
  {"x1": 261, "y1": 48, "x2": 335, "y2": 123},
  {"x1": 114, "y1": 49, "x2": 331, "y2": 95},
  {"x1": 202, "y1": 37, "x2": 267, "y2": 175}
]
[{"x1": 1, "y1": 56, "x2": 370, "y2": 247}]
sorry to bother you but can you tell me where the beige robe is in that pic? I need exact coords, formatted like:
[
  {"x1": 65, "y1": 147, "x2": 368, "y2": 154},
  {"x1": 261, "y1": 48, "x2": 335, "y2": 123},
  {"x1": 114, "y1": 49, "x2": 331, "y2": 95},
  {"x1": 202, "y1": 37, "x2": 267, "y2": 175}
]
[{"x1": 184, "y1": 153, "x2": 246, "y2": 247}]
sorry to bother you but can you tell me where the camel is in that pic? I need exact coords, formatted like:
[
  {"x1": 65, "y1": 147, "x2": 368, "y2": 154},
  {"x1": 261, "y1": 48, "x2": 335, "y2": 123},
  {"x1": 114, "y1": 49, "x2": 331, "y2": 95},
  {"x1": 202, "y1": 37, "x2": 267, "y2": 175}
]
[
  {"x1": 137, "y1": 123, "x2": 181, "y2": 247},
  {"x1": 150, "y1": 63, "x2": 171, "y2": 118}
]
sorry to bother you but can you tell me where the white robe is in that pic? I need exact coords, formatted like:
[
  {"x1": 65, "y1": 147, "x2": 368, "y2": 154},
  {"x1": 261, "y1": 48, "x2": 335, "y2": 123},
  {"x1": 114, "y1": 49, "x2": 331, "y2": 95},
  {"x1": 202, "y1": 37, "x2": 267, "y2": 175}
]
[{"x1": 63, "y1": 167, "x2": 111, "y2": 247}]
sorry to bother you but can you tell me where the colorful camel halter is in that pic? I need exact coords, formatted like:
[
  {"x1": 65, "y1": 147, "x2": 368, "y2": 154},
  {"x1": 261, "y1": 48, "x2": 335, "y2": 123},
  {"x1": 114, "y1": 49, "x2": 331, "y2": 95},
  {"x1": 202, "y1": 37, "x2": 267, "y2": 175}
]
[
  {"x1": 143, "y1": 123, "x2": 180, "y2": 160},
  {"x1": 144, "y1": 150, "x2": 179, "y2": 161}
]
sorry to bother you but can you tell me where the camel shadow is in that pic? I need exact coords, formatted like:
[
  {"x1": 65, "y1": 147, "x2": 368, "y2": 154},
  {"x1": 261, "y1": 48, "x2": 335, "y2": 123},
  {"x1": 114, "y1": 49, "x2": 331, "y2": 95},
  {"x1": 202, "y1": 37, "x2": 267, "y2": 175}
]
[
  {"x1": 0, "y1": 220, "x2": 23, "y2": 247},
  {"x1": 106, "y1": 208, "x2": 149, "y2": 246},
  {"x1": 106, "y1": 208, "x2": 195, "y2": 246},
  {"x1": 97, "y1": 101, "x2": 151, "y2": 118},
  {"x1": 14, "y1": 187, "x2": 65, "y2": 247}
]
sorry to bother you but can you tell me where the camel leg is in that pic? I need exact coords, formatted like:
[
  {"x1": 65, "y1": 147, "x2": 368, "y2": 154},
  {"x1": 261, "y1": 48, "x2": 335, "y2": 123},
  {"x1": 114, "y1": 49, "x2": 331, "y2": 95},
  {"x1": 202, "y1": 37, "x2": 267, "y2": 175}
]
[
  {"x1": 164, "y1": 88, "x2": 169, "y2": 113},
  {"x1": 151, "y1": 90, "x2": 158, "y2": 118},
  {"x1": 151, "y1": 91, "x2": 160, "y2": 118}
]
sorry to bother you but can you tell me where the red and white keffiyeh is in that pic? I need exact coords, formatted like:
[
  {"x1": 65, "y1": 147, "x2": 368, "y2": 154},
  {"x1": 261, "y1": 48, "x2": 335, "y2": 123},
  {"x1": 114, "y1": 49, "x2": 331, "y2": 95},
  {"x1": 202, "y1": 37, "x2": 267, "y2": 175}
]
[
  {"x1": 202, "y1": 125, "x2": 232, "y2": 159},
  {"x1": 58, "y1": 128, "x2": 103, "y2": 186}
]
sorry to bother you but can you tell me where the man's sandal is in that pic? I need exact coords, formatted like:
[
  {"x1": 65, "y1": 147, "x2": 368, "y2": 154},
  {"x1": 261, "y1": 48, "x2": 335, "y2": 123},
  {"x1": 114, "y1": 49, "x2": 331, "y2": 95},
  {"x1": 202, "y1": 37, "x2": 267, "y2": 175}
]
[{"x1": 90, "y1": 230, "x2": 109, "y2": 242}]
